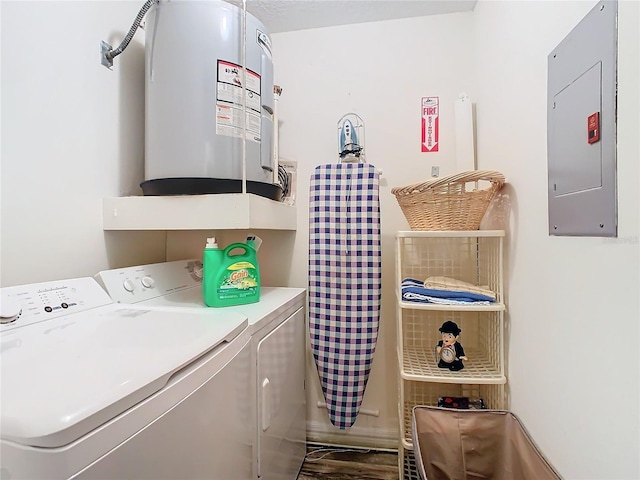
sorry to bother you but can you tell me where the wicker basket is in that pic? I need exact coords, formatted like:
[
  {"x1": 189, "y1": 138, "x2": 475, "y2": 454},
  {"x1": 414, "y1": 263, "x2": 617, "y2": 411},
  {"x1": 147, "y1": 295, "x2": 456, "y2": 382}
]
[{"x1": 391, "y1": 170, "x2": 505, "y2": 230}]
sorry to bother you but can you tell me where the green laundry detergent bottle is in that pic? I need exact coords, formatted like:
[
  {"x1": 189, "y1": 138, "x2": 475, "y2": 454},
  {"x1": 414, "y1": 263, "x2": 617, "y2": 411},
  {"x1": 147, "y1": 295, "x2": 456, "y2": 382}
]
[{"x1": 203, "y1": 237, "x2": 261, "y2": 307}]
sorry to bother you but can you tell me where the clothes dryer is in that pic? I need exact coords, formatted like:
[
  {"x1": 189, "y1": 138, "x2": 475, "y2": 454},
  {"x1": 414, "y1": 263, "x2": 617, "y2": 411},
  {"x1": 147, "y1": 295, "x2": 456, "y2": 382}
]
[
  {"x1": 95, "y1": 259, "x2": 306, "y2": 480},
  {"x1": 0, "y1": 277, "x2": 252, "y2": 480}
]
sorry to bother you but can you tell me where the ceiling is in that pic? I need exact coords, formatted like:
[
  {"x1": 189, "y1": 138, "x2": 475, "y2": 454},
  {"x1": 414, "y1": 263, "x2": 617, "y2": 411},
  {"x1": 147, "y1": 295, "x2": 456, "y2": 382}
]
[{"x1": 235, "y1": 0, "x2": 477, "y2": 34}]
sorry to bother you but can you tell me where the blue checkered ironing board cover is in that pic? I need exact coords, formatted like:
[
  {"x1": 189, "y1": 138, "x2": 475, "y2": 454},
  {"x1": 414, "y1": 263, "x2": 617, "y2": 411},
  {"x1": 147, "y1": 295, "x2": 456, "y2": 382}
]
[{"x1": 308, "y1": 163, "x2": 381, "y2": 429}]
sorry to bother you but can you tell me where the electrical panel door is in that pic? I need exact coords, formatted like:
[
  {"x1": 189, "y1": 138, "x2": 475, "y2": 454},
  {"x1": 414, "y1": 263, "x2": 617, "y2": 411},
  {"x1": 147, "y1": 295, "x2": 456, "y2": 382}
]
[{"x1": 547, "y1": 0, "x2": 617, "y2": 237}]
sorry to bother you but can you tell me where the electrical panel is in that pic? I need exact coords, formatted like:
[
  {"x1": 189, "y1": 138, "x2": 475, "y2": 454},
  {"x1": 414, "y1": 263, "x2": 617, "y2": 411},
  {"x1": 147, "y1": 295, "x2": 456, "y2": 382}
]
[{"x1": 547, "y1": 0, "x2": 617, "y2": 237}]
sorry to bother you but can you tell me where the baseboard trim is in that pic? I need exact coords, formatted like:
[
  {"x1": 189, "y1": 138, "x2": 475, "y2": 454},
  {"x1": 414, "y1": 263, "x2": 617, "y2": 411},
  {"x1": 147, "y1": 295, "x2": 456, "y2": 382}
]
[{"x1": 306, "y1": 421, "x2": 398, "y2": 451}]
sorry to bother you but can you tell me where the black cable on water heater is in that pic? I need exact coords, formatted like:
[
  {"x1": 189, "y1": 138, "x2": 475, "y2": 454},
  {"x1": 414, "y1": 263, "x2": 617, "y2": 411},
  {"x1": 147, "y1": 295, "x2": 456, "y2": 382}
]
[{"x1": 278, "y1": 165, "x2": 290, "y2": 199}]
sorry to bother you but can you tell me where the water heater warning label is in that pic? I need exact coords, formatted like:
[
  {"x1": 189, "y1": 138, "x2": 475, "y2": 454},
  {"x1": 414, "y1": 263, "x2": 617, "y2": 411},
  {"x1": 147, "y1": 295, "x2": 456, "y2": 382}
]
[{"x1": 216, "y1": 60, "x2": 261, "y2": 142}]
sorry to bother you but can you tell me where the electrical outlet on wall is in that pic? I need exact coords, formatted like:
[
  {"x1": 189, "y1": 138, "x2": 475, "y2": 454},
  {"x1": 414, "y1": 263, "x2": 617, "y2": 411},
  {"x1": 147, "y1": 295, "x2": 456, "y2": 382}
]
[{"x1": 431, "y1": 166, "x2": 440, "y2": 177}]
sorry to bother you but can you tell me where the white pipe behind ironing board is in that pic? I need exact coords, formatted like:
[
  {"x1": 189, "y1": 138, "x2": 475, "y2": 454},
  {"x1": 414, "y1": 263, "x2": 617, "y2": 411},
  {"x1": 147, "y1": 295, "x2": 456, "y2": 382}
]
[{"x1": 316, "y1": 401, "x2": 380, "y2": 417}]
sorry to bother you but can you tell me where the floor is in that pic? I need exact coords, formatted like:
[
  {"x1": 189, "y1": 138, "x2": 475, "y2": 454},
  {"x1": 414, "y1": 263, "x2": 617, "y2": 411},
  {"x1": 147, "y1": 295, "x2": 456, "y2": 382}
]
[{"x1": 297, "y1": 446, "x2": 400, "y2": 480}]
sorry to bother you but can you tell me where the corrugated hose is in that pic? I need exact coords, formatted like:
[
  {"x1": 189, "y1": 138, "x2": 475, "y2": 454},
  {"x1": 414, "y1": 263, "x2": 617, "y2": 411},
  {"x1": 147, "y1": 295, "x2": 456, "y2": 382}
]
[{"x1": 105, "y1": 0, "x2": 159, "y2": 63}]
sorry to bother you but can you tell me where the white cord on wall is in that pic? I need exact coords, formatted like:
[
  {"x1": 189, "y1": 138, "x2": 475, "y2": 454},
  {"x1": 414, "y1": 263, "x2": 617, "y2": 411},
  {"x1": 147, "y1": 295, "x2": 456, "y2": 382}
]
[{"x1": 241, "y1": 0, "x2": 247, "y2": 194}]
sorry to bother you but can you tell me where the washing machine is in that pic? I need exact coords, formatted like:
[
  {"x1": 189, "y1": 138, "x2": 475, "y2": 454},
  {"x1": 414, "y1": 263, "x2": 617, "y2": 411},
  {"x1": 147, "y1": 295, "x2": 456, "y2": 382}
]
[
  {"x1": 0, "y1": 276, "x2": 252, "y2": 480},
  {"x1": 95, "y1": 259, "x2": 307, "y2": 480}
]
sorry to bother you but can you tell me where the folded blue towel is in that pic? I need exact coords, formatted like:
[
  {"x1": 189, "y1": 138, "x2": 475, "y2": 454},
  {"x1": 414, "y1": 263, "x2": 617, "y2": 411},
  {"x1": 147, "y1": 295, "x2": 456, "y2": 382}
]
[{"x1": 401, "y1": 278, "x2": 495, "y2": 304}]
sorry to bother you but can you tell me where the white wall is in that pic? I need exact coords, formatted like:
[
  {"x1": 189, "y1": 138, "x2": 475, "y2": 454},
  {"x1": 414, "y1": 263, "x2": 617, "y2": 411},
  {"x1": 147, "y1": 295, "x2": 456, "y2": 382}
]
[
  {"x1": 472, "y1": 1, "x2": 639, "y2": 478},
  {"x1": 272, "y1": 12, "x2": 476, "y2": 446},
  {"x1": 1, "y1": 1, "x2": 166, "y2": 287}
]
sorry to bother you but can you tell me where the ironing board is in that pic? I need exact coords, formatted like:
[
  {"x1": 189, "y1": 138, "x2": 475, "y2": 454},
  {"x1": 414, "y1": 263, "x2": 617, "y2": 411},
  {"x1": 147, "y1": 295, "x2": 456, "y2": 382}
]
[{"x1": 308, "y1": 163, "x2": 381, "y2": 429}]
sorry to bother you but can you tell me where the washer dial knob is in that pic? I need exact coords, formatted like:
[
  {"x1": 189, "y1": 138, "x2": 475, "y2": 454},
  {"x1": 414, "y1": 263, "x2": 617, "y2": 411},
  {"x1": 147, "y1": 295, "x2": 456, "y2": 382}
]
[
  {"x1": 123, "y1": 279, "x2": 136, "y2": 292},
  {"x1": 0, "y1": 295, "x2": 22, "y2": 324}
]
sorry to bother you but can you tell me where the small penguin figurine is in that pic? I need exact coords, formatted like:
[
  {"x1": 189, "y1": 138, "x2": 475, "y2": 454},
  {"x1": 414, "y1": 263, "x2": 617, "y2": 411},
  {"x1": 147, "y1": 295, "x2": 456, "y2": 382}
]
[{"x1": 436, "y1": 321, "x2": 468, "y2": 371}]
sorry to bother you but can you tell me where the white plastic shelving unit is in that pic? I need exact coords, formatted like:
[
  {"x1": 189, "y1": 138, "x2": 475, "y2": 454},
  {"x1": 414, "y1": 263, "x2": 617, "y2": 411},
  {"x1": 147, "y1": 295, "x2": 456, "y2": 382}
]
[
  {"x1": 395, "y1": 230, "x2": 508, "y2": 479},
  {"x1": 102, "y1": 193, "x2": 296, "y2": 230}
]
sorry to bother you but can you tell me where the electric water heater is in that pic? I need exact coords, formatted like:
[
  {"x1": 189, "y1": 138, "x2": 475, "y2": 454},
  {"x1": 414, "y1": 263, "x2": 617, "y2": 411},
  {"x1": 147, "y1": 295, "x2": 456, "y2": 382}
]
[{"x1": 142, "y1": 0, "x2": 279, "y2": 200}]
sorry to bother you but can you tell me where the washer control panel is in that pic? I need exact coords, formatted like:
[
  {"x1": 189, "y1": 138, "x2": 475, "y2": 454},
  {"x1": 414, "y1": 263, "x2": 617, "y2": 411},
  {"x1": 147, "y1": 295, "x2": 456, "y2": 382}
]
[
  {"x1": 95, "y1": 259, "x2": 202, "y2": 304},
  {"x1": 0, "y1": 278, "x2": 113, "y2": 331}
]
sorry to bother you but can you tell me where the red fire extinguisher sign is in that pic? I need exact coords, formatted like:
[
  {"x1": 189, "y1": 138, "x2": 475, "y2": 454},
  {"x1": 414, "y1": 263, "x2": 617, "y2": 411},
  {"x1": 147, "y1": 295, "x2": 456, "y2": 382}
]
[{"x1": 422, "y1": 97, "x2": 439, "y2": 152}]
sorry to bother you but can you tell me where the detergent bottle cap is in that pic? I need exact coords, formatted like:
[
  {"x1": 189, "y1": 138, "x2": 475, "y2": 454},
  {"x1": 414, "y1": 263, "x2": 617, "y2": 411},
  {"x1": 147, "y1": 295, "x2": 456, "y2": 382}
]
[
  {"x1": 246, "y1": 235, "x2": 262, "y2": 251},
  {"x1": 206, "y1": 237, "x2": 219, "y2": 249}
]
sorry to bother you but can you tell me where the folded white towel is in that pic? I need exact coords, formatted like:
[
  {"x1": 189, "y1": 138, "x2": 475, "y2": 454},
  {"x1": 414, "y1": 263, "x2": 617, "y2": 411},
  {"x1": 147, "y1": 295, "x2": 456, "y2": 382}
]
[{"x1": 424, "y1": 276, "x2": 497, "y2": 301}]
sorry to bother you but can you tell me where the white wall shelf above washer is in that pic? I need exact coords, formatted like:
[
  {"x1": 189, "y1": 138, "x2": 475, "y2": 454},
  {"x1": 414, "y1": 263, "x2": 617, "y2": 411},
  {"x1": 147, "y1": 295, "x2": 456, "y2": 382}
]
[{"x1": 103, "y1": 193, "x2": 297, "y2": 231}]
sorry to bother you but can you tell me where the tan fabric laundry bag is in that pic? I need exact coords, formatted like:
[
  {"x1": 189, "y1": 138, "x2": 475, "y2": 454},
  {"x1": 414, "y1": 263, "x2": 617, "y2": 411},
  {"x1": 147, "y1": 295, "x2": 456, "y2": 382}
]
[{"x1": 412, "y1": 406, "x2": 562, "y2": 480}]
